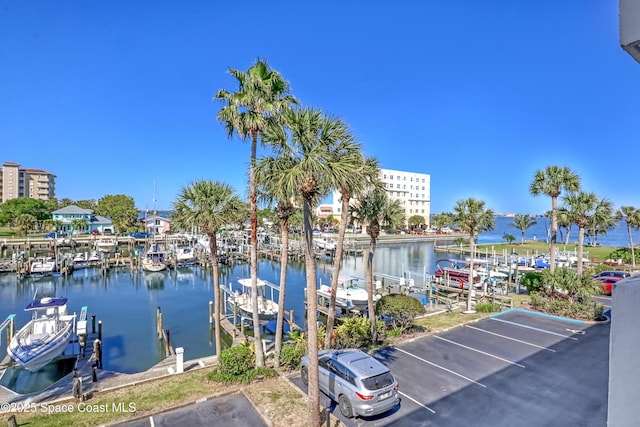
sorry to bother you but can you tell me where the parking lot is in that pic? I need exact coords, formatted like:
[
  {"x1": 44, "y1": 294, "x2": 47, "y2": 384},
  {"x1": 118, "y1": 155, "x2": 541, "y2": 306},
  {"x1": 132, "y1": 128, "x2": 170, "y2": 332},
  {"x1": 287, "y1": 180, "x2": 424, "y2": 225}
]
[{"x1": 292, "y1": 307, "x2": 610, "y2": 426}]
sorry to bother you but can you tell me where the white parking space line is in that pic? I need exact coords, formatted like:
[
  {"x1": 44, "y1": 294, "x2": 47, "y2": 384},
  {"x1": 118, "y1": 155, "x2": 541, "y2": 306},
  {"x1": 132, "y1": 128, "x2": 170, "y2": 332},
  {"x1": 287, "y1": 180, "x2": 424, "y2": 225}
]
[
  {"x1": 149, "y1": 416, "x2": 155, "y2": 427},
  {"x1": 398, "y1": 391, "x2": 436, "y2": 414},
  {"x1": 433, "y1": 336, "x2": 525, "y2": 368},
  {"x1": 465, "y1": 325, "x2": 556, "y2": 352},
  {"x1": 490, "y1": 317, "x2": 579, "y2": 340},
  {"x1": 393, "y1": 346, "x2": 486, "y2": 387}
]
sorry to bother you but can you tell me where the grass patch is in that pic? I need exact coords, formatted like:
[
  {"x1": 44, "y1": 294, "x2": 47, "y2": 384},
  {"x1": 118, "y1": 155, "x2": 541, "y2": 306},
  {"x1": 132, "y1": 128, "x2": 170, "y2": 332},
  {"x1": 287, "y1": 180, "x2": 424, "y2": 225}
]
[
  {"x1": 475, "y1": 242, "x2": 619, "y2": 262},
  {"x1": 413, "y1": 310, "x2": 490, "y2": 333},
  {"x1": 2, "y1": 369, "x2": 239, "y2": 427}
]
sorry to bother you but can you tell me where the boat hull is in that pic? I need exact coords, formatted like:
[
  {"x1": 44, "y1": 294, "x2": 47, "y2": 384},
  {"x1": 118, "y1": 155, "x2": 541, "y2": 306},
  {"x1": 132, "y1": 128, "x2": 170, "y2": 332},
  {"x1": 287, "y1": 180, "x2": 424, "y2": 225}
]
[{"x1": 7, "y1": 318, "x2": 74, "y2": 371}]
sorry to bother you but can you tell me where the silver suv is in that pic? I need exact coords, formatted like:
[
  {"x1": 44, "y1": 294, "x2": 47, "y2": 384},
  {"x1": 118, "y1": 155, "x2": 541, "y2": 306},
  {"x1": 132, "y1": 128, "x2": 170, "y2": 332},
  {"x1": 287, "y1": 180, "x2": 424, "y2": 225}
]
[{"x1": 301, "y1": 349, "x2": 400, "y2": 419}]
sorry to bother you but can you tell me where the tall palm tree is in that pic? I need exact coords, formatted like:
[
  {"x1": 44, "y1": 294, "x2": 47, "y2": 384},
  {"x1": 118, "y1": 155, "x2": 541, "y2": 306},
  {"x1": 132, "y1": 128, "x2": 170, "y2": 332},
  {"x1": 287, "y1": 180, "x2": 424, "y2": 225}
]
[
  {"x1": 350, "y1": 188, "x2": 404, "y2": 340},
  {"x1": 510, "y1": 214, "x2": 537, "y2": 244},
  {"x1": 215, "y1": 59, "x2": 297, "y2": 367},
  {"x1": 325, "y1": 153, "x2": 380, "y2": 349},
  {"x1": 255, "y1": 161, "x2": 299, "y2": 369},
  {"x1": 616, "y1": 206, "x2": 640, "y2": 267},
  {"x1": 588, "y1": 197, "x2": 615, "y2": 247},
  {"x1": 562, "y1": 191, "x2": 598, "y2": 275},
  {"x1": 452, "y1": 198, "x2": 495, "y2": 313},
  {"x1": 529, "y1": 166, "x2": 581, "y2": 272},
  {"x1": 171, "y1": 181, "x2": 245, "y2": 357},
  {"x1": 262, "y1": 107, "x2": 358, "y2": 426},
  {"x1": 556, "y1": 208, "x2": 572, "y2": 245}
]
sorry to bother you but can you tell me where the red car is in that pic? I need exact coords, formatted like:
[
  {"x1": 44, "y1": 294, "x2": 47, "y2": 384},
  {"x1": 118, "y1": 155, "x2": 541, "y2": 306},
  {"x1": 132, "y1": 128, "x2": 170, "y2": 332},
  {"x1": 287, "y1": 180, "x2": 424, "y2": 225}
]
[{"x1": 596, "y1": 276, "x2": 623, "y2": 295}]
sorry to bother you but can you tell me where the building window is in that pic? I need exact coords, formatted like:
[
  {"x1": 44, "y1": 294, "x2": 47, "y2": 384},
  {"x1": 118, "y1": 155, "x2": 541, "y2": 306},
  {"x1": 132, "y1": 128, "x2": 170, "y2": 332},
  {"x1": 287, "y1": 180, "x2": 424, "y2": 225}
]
[
  {"x1": 383, "y1": 174, "x2": 386, "y2": 179},
  {"x1": 403, "y1": 185, "x2": 406, "y2": 189},
  {"x1": 390, "y1": 175, "x2": 394, "y2": 180}
]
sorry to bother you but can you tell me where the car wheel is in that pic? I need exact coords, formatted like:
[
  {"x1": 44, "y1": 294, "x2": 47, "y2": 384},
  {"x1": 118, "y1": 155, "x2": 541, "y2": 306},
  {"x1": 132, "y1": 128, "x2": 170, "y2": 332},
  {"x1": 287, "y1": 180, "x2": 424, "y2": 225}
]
[
  {"x1": 338, "y1": 395, "x2": 354, "y2": 418},
  {"x1": 301, "y1": 366, "x2": 308, "y2": 386}
]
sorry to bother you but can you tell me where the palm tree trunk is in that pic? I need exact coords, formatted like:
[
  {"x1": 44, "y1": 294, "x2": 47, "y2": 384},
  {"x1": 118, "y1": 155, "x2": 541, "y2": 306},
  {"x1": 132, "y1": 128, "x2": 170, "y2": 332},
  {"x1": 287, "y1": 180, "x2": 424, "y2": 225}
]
[
  {"x1": 577, "y1": 226, "x2": 585, "y2": 275},
  {"x1": 366, "y1": 235, "x2": 377, "y2": 341},
  {"x1": 466, "y1": 235, "x2": 475, "y2": 313},
  {"x1": 325, "y1": 195, "x2": 350, "y2": 349},
  {"x1": 550, "y1": 196, "x2": 558, "y2": 272},
  {"x1": 521, "y1": 230, "x2": 525, "y2": 244},
  {"x1": 249, "y1": 131, "x2": 264, "y2": 368},
  {"x1": 208, "y1": 232, "x2": 222, "y2": 356},
  {"x1": 302, "y1": 197, "x2": 320, "y2": 427},
  {"x1": 274, "y1": 220, "x2": 289, "y2": 368},
  {"x1": 628, "y1": 223, "x2": 636, "y2": 268}
]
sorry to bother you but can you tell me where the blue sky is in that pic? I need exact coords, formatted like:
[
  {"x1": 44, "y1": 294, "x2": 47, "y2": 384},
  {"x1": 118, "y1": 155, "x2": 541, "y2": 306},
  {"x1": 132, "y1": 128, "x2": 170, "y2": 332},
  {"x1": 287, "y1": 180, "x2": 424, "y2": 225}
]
[{"x1": 1, "y1": 1, "x2": 638, "y2": 214}]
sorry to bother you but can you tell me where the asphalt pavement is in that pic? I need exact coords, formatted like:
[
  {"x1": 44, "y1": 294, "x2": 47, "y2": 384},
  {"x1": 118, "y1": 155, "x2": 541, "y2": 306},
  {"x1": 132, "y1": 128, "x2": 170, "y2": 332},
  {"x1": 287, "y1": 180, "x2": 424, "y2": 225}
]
[{"x1": 292, "y1": 308, "x2": 610, "y2": 427}]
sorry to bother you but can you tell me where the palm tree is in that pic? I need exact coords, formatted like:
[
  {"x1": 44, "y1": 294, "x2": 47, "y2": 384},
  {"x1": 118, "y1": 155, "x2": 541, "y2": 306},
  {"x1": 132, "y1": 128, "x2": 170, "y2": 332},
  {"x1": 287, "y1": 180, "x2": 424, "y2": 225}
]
[
  {"x1": 452, "y1": 198, "x2": 495, "y2": 313},
  {"x1": 261, "y1": 107, "x2": 358, "y2": 426},
  {"x1": 616, "y1": 206, "x2": 640, "y2": 267},
  {"x1": 171, "y1": 180, "x2": 245, "y2": 357},
  {"x1": 264, "y1": 108, "x2": 361, "y2": 426},
  {"x1": 15, "y1": 213, "x2": 37, "y2": 236},
  {"x1": 215, "y1": 59, "x2": 297, "y2": 368},
  {"x1": 255, "y1": 161, "x2": 299, "y2": 369},
  {"x1": 556, "y1": 208, "x2": 572, "y2": 245},
  {"x1": 562, "y1": 191, "x2": 598, "y2": 275},
  {"x1": 510, "y1": 214, "x2": 537, "y2": 244},
  {"x1": 71, "y1": 218, "x2": 88, "y2": 235},
  {"x1": 350, "y1": 188, "x2": 405, "y2": 340},
  {"x1": 325, "y1": 154, "x2": 380, "y2": 350},
  {"x1": 529, "y1": 166, "x2": 581, "y2": 272},
  {"x1": 587, "y1": 197, "x2": 615, "y2": 247}
]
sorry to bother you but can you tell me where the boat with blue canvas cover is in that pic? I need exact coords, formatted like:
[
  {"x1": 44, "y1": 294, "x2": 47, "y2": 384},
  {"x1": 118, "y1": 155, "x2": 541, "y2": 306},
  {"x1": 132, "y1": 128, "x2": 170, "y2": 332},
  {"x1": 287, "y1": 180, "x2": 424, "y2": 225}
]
[{"x1": 7, "y1": 297, "x2": 76, "y2": 371}]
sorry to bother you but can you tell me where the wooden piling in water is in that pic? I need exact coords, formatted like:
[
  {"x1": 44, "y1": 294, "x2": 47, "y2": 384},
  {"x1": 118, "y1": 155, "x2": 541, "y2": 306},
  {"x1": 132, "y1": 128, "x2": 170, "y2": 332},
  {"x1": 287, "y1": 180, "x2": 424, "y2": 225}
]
[{"x1": 156, "y1": 307, "x2": 163, "y2": 339}]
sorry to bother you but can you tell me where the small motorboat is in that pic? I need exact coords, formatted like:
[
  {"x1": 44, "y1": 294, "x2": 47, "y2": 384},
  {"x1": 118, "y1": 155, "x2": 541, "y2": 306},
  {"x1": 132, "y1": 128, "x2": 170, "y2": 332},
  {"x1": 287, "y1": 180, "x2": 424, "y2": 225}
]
[
  {"x1": 7, "y1": 297, "x2": 76, "y2": 371},
  {"x1": 229, "y1": 278, "x2": 279, "y2": 322}
]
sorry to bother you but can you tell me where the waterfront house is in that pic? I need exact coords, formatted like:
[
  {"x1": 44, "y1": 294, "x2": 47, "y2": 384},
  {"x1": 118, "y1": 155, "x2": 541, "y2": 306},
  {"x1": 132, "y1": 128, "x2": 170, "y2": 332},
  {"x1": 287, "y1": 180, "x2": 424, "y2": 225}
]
[
  {"x1": 51, "y1": 205, "x2": 114, "y2": 235},
  {"x1": 144, "y1": 215, "x2": 171, "y2": 235}
]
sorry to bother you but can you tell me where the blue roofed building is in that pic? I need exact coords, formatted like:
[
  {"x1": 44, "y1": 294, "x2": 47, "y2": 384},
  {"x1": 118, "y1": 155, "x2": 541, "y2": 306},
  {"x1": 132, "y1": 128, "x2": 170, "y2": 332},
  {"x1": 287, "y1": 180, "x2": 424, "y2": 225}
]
[{"x1": 51, "y1": 205, "x2": 114, "y2": 235}]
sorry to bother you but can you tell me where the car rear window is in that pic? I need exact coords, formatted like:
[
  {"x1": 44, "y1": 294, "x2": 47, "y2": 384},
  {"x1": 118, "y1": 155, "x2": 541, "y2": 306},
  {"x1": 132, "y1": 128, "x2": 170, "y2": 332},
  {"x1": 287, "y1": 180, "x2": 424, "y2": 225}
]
[{"x1": 361, "y1": 372, "x2": 394, "y2": 391}]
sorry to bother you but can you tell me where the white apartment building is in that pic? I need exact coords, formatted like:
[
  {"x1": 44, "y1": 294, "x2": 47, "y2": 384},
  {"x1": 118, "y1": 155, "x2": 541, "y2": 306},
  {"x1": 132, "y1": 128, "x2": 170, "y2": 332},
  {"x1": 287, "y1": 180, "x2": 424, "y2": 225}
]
[
  {"x1": 330, "y1": 167, "x2": 431, "y2": 227},
  {"x1": 0, "y1": 161, "x2": 57, "y2": 203}
]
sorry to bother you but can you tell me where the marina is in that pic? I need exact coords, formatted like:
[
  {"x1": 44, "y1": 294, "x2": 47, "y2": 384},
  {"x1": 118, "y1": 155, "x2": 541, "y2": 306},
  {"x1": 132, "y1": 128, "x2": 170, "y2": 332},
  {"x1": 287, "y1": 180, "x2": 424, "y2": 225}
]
[{"x1": 0, "y1": 222, "x2": 636, "y2": 402}]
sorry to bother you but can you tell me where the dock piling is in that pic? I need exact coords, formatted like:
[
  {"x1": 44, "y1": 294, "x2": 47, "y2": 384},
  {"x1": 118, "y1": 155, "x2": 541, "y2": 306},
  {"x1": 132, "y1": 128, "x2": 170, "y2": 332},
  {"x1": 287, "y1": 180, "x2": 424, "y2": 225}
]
[
  {"x1": 98, "y1": 320, "x2": 102, "y2": 341},
  {"x1": 156, "y1": 307, "x2": 163, "y2": 338},
  {"x1": 209, "y1": 301, "x2": 213, "y2": 325}
]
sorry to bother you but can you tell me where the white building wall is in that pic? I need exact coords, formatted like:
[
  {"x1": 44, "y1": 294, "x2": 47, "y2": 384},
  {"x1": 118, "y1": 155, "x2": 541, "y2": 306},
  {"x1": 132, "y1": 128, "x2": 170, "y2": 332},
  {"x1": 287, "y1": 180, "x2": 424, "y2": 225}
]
[
  {"x1": 620, "y1": 0, "x2": 640, "y2": 63},
  {"x1": 607, "y1": 276, "x2": 640, "y2": 426},
  {"x1": 331, "y1": 167, "x2": 431, "y2": 227}
]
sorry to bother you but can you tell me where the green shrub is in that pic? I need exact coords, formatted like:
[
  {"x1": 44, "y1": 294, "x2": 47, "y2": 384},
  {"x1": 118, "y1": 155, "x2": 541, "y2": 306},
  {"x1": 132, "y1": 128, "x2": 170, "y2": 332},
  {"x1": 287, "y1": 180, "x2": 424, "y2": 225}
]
[
  {"x1": 335, "y1": 316, "x2": 372, "y2": 349},
  {"x1": 375, "y1": 294, "x2": 426, "y2": 330},
  {"x1": 520, "y1": 272, "x2": 544, "y2": 293},
  {"x1": 217, "y1": 345, "x2": 254, "y2": 376},
  {"x1": 279, "y1": 340, "x2": 306, "y2": 370}
]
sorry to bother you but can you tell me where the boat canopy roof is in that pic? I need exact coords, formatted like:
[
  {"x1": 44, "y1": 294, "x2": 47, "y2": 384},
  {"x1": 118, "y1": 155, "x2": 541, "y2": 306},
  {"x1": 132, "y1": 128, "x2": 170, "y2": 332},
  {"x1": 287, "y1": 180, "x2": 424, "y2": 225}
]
[{"x1": 25, "y1": 297, "x2": 68, "y2": 311}]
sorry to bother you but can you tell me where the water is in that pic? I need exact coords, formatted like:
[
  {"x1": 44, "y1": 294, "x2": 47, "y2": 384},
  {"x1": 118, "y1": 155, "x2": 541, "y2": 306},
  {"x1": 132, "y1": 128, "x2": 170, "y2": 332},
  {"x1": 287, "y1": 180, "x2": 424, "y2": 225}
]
[{"x1": 478, "y1": 217, "x2": 640, "y2": 247}]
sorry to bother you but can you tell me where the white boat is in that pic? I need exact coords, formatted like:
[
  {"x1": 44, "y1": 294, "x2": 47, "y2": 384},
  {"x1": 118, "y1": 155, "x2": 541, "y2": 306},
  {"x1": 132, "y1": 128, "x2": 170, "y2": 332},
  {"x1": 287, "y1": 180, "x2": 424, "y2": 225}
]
[
  {"x1": 172, "y1": 244, "x2": 196, "y2": 265},
  {"x1": 313, "y1": 235, "x2": 336, "y2": 251},
  {"x1": 7, "y1": 297, "x2": 75, "y2": 371},
  {"x1": 141, "y1": 243, "x2": 168, "y2": 272},
  {"x1": 30, "y1": 256, "x2": 57, "y2": 275},
  {"x1": 229, "y1": 278, "x2": 279, "y2": 322},
  {"x1": 317, "y1": 275, "x2": 372, "y2": 307},
  {"x1": 95, "y1": 237, "x2": 117, "y2": 253}
]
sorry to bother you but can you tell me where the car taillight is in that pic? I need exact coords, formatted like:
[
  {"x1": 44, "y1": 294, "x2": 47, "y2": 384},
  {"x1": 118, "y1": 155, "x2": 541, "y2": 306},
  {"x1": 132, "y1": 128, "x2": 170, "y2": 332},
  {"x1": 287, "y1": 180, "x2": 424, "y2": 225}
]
[
  {"x1": 355, "y1": 391, "x2": 375, "y2": 401},
  {"x1": 393, "y1": 384, "x2": 398, "y2": 391}
]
